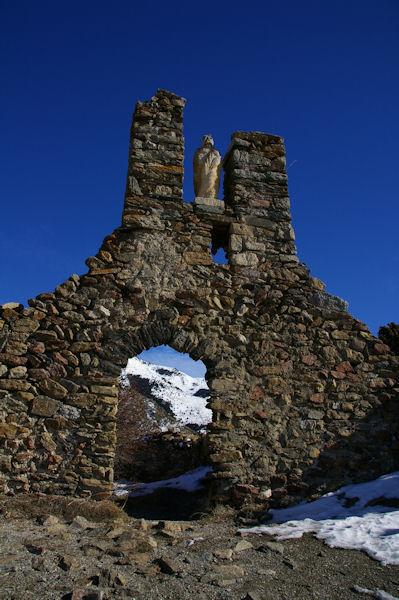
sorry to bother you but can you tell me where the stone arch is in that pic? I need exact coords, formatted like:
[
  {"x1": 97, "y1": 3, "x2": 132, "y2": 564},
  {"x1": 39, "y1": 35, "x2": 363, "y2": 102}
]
[
  {"x1": 79, "y1": 310, "x2": 224, "y2": 499},
  {"x1": 100, "y1": 310, "x2": 215, "y2": 373}
]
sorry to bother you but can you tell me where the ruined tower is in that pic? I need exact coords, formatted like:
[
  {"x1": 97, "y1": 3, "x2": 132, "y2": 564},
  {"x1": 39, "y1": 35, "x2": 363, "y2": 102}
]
[{"x1": 1, "y1": 90, "x2": 398, "y2": 518}]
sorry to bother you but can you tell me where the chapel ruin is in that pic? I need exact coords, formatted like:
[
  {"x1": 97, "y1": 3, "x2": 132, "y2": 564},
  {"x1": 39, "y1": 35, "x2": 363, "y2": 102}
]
[{"x1": 1, "y1": 89, "x2": 398, "y2": 519}]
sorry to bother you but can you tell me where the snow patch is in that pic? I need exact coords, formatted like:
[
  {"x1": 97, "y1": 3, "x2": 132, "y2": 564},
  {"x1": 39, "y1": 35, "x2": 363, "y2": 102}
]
[
  {"x1": 353, "y1": 587, "x2": 399, "y2": 600},
  {"x1": 241, "y1": 471, "x2": 399, "y2": 566},
  {"x1": 114, "y1": 466, "x2": 212, "y2": 498}
]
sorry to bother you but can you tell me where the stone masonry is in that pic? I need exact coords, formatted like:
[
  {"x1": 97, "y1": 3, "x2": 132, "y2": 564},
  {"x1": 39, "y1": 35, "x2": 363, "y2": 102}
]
[{"x1": 1, "y1": 89, "x2": 398, "y2": 518}]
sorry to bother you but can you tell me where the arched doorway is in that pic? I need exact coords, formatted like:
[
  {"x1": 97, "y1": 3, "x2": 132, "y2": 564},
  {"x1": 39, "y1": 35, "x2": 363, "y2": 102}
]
[
  {"x1": 115, "y1": 345, "x2": 211, "y2": 483},
  {"x1": 98, "y1": 315, "x2": 218, "y2": 519},
  {"x1": 92, "y1": 311, "x2": 234, "y2": 516}
]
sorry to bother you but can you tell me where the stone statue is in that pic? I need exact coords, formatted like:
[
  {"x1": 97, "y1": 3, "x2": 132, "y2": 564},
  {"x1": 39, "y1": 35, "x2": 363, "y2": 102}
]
[{"x1": 193, "y1": 135, "x2": 222, "y2": 199}]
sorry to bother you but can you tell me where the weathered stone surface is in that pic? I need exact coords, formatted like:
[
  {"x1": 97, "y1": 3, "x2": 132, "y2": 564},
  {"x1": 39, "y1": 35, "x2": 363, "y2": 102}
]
[
  {"x1": 234, "y1": 540, "x2": 254, "y2": 552},
  {"x1": 0, "y1": 353, "x2": 28, "y2": 366},
  {"x1": 113, "y1": 530, "x2": 157, "y2": 553},
  {"x1": 70, "y1": 342, "x2": 100, "y2": 353},
  {"x1": 28, "y1": 340, "x2": 46, "y2": 354},
  {"x1": 211, "y1": 564, "x2": 245, "y2": 584},
  {"x1": 311, "y1": 291, "x2": 349, "y2": 312},
  {"x1": 194, "y1": 196, "x2": 225, "y2": 214},
  {"x1": 258, "y1": 541, "x2": 285, "y2": 555},
  {"x1": 90, "y1": 385, "x2": 118, "y2": 397},
  {"x1": 31, "y1": 396, "x2": 61, "y2": 417},
  {"x1": 1, "y1": 302, "x2": 23, "y2": 311},
  {"x1": 38, "y1": 378, "x2": 68, "y2": 400},
  {"x1": 0, "y1": 455, "x2": 11, "y2": 471},
  {"x1": 157, "y1": 555, "x2": 182, "y2": 575},
  {"x1": 0, "y1": 423, "x2": 30, "y2": 439},
  {"x1": 40, "y1": 432, "x2": 57, "y2": 452},
  {"x1": 58, "y1": 554, "x2": 79, "y2": 571},
  {"x1": 214, "y1": 548, "x2": 233, "y2": 560},
  {"x1": 0, "y1": 379, "x2": 30, "y2": 391},
  {"x1": 3, "y1": 340, "x2": 27, "y2": 355},
  {"x1": 9, "y1": 365, "x2": 27, "y2": 378},
  {"x1": 0, "y1": 89, "x2": 398, "y2": 515}
]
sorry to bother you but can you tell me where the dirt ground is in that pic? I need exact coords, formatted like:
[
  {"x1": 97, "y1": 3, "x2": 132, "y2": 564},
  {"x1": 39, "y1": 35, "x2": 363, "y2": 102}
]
[{"x1": 0, "y1": 494, "x2": 398, "y2": 600}]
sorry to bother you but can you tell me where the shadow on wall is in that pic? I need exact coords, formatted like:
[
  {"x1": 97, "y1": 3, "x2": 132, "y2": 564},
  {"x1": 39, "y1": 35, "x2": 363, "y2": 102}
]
[
  {"x1": 257, "y1": 395, "x2": 399, "y2": 515},
  {"x1": 304, "y1": 396, "x2": 399, "y2": 500}
]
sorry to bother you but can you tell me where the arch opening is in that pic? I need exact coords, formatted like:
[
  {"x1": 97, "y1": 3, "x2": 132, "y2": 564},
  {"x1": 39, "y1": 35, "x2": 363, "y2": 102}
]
[{"x1": 114, "y1": 345, "x2": 212, "y2": 519}]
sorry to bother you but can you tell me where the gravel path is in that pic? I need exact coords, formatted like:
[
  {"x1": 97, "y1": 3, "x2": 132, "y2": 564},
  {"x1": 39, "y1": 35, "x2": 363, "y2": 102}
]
[{"x1": 1, "y1": 509, "x2": 398, "y2": 600}]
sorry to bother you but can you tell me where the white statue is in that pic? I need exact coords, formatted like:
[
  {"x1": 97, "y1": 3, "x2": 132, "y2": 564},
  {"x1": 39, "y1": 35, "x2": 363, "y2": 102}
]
[{"x1": 193, "y1": 135, "x2": 222, "y2": 199}]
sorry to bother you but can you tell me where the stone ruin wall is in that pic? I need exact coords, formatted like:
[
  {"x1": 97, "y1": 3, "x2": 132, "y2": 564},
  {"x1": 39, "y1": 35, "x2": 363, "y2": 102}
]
[{"x1": 1, "y1": 89, "x2": 398, "y2": 518}]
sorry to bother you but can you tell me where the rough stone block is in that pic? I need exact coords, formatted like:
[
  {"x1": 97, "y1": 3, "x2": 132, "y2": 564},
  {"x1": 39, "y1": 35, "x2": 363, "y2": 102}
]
[
  {"x1": 9, "y1": 366, "x2": 27, "y2": 378},
  {"x1": 311, "y1": 291, "x2": 349, "y2": 312},
  {"x1": 194, "y1": 197, "x2": 225, "y2": 214},
  {"x1": 0, "y1": 379, "x2": 31, "y2": 391},
  {"x1": 183, "y1": 251, "x2": 212, "y2": 265},
  {"x1": 70, "y1": 341, "x2": 100, "y2": 353},
  {"x1": 38, "y1": 378, "x2": 68, "y2": 400},
  {"x1": 0, "y1": 423, "x2": 29, "y2": 439},
  {"x1": 31, "y1": 396, "x2": 61, "y2": 417},
  {"x1": 90, "y1": 385, "x2": 118, "y2": 397},
  {"x1": 230, "y1": 252, "x2": 258, "y2": 267},
  {"x1": 0, "y1": 455, "x2": 11, "y2": 472}
]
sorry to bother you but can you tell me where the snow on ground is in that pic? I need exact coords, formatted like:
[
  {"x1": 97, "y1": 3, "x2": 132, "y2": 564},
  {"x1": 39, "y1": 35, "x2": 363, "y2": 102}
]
[
  {"x1": 120, "y1": 356, "x2": 212, "y2": 429},
  {"x1": 352, "y1": 586, "x2": 399, "y2": 599},
  {"x1": 114, "y1": 466, "x2": 212, "y2": 498},
  {"x1": 242, "y1": 471, "x2": 399, "y2": 566}
]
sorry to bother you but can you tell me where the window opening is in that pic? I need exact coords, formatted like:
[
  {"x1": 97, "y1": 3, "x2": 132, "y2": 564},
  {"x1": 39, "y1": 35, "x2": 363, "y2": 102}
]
[{"x1": 210, "y1": 223, "x2": 229, "y2": 265}]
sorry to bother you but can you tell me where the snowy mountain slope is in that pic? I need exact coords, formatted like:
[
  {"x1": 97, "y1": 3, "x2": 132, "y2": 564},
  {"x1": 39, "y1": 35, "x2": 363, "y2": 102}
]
[{"x1": 120, "y1": 356, "x2": 212, "y2": 430}]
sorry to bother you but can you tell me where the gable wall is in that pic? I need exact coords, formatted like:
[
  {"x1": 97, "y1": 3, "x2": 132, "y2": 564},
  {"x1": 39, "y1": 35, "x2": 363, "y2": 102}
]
[{"x1": 1, "y1": 90, "x2": 398, "y2": 518}]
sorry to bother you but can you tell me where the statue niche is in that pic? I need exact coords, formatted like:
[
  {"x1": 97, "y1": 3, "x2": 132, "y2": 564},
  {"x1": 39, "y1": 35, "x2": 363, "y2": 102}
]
[{"x1": 193, "y1": 135, "x2": 222, "y2": 199}]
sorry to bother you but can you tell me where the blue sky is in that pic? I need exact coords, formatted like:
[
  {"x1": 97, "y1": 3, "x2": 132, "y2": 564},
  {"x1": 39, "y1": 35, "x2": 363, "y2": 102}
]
[
  {"x1": 138, "y1": 347, "x2": 206, "y2": 379},
  {"x1": 1, "y1": 1, "x2": 398, "y2": 376}
]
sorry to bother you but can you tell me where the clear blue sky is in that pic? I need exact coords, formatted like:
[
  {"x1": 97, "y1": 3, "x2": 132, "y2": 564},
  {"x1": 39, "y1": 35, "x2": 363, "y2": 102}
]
[
  {"x1": 138, "y1": 347, "x2": 206, "y2": 379},
  {"x1": 1, "y1": 0, "x2": 398, "y2": 354}
]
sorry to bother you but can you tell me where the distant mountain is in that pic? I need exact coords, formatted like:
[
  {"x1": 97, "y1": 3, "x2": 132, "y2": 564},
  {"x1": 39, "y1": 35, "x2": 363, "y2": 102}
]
[
  {"x1": 120, "y1": 357, "x2": 211, "y2": 431},
  {"x1": 115, "y1": 357, "x2": 211, "y2": 481}
]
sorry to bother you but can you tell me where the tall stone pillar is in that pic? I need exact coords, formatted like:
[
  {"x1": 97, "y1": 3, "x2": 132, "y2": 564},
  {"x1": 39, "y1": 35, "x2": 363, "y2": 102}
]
[
  {"x1": 223, "y1": 131, "x2": 297, "y2": 267},
  {"x1": 122, "y1": 89, "x2": 186, "y2": 228}
]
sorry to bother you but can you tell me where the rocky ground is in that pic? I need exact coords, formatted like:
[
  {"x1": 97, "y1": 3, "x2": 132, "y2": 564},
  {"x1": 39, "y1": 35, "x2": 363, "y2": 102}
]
[{"x1": 0, "y1": 494, "x2": 398, "y2": 600}]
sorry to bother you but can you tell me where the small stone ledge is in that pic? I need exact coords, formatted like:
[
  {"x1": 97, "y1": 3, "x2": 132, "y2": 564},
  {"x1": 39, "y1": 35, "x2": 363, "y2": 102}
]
[
  {"x1": 194, "y1": 197, "x2": 225, "y2": 214},
  {"x1": 310, "y1": 290, "x2": 349, "y2": 312}
]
